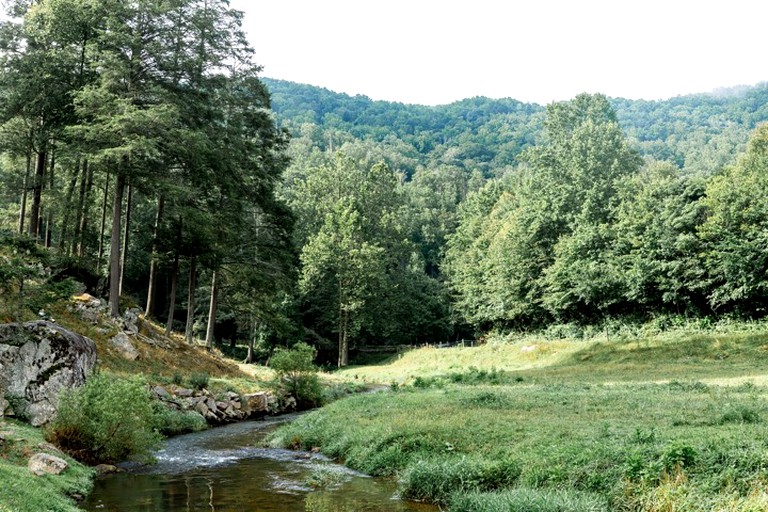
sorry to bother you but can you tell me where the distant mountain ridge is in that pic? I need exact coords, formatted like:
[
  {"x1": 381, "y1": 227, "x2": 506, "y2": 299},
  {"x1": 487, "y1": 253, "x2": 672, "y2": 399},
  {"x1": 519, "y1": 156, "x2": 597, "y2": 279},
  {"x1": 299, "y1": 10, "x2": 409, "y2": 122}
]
[{"x1": 264, "y1": 78, "x2": 768, "y2": 176}]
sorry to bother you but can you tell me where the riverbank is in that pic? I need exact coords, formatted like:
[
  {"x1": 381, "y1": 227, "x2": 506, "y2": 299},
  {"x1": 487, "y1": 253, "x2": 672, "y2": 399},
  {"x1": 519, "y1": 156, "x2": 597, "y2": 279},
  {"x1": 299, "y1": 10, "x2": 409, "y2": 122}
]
[
  {"x1": 269, "y1": 330, "x2": 768, "y2": 511},
  {"x1": 0, "y1": 419, "x2": 94, "y2": 512}
]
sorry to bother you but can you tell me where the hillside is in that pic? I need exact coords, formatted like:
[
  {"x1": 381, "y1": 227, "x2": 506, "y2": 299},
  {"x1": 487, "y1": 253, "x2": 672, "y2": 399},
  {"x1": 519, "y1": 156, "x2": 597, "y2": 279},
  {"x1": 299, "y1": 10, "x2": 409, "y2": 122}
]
[{"x1": 265, "y1": 78, "x2": 768, "y2": 176}]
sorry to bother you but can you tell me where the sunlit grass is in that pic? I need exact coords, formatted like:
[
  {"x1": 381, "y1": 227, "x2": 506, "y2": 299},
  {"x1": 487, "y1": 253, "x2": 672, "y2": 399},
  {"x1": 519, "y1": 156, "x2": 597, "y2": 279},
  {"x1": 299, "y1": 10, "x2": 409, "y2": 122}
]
[
  {"x1": 276, "y1": 327, "x2": 768, "y2": 510},
  {"x1": 339, "y1": 330, "x2": 768, "y2": 387}
]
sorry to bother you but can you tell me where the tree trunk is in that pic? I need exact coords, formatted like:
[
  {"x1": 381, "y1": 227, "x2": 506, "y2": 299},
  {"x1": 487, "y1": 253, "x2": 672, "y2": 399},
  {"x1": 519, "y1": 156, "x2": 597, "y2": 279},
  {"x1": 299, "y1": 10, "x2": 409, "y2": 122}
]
[
  {"x1": 28, "y1": 147, "x2": 46, "y2": 241},
  {"x1": 18, "y1": 151, "x2": 31, "y2": 235},
  {"x1": 76, "y1": 159, "x2": 93, "y2": 257},
  {"x1": 44, "y1": 145, "x2": 56, "y2": 249},
  {"x1": 108, "y1": 169, "x2": 126, "y2": 318},
  {"x1": 184, "y1": 256, "x2": 197, "y2": 344},
  {"x1": 97, "y1": 169, "x2": 110, "y2": 272},
  {"x1": 165, "y1": 248, "x2": 179, "y2": 335},
  {"x1": 145, "y1": 195, "x2": 165, "y2": 318},
  {"x1": 205, "y1": 270, "x2": 218, "y2": 350},
  {"x1": 339, "y1": 309, "x2": 349, "y2": 367},
  {"x1": 58, "y1": 157, "x2": 81, "y2": 254},
  {"x1": 119, "y1": 181, "x2": 133, "y2": 296},
  {"x1": 73, "y1": 158, "x2": 89, "y2": 256},
  {"x1": 246, "y1": 315, "x2": 258, "y2": 364}
]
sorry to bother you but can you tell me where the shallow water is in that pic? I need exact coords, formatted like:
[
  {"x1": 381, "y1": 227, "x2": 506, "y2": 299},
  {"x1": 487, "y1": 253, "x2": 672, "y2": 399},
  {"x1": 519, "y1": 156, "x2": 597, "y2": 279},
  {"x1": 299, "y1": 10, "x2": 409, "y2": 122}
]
[{"x1": 79, "y1": 415, "x2": 435, "y2": 512}]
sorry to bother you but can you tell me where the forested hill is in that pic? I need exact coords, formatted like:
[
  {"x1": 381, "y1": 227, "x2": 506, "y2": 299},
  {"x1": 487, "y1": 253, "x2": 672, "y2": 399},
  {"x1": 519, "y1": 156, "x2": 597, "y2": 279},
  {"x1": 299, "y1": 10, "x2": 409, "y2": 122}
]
[{"x1": 264, "y1": 78, "x2": 768, "y2": 176}]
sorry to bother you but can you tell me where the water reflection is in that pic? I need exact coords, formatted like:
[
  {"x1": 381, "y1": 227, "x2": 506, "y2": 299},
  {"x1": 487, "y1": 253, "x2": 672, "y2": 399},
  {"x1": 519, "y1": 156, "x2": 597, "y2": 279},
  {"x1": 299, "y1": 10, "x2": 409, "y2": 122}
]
[{"x1": 80, "y1": 418, "x2": 435, "y2": 512}]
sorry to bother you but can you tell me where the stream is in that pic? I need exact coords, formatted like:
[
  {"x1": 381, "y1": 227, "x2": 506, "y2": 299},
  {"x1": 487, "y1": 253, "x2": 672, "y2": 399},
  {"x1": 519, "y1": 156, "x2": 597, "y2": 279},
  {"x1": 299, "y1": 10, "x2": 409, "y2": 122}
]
[{"x1": 79, "y1": 414, "x2": 437, "y2": 512}]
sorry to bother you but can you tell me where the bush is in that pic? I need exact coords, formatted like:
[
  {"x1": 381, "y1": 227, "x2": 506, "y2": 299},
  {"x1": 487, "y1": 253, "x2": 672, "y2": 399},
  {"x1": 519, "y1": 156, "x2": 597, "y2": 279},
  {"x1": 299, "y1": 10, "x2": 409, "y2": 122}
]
[
  {"x1": 151, "y1": 403, "x2": 207, "y2": 436},
  {"x1": 399, "y1": 455, "x2": 521, "y2": 505},
  {"x1": 269, "y1": 342, "x2": 324, "y2": 409},
  {"x1": 45, "y1": 373, "x2": 162, "y2": 464},
  {"x1": 187, "y1": 372, "x2": 210, "y2": 390}
]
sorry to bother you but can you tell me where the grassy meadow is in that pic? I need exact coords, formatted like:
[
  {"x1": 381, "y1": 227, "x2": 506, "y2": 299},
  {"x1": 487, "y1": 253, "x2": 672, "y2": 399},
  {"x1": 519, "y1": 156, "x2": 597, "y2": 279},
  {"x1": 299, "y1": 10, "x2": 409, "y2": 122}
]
[{"x1": 269, "y1": 328, "x2": 768, "y2": 511}]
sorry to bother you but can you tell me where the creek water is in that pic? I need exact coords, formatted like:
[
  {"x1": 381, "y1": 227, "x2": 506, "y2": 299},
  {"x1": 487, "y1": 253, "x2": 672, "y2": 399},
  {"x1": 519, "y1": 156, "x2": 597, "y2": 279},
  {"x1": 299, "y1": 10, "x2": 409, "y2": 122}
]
[{"x1": 79, "y1": 414, "x2": 436, "y2": 512}]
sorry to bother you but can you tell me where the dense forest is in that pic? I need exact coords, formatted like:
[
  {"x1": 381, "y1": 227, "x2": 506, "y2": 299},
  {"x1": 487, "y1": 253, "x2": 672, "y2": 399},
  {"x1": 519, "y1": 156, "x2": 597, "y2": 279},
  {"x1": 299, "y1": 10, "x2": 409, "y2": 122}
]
[{"x1": 2, "y1": 1, "x2": 768, "y2": 367}]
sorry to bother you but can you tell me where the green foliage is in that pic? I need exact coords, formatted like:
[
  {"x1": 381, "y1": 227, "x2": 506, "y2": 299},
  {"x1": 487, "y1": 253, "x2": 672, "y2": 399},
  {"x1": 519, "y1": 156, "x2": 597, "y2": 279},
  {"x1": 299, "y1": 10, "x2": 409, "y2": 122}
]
[
  {"x1": 269, "y1": 342, "x2": 324, "y2": 409},
  {"x1": 287, "y1": 152, "x2": 450, "y2": 364},
  {"x1": 701, "y1": 124, "x2": 768, "y2": 312},
  {"x1": 151, "y1": 404, "x2": 207, "y2": 436},
  {"x1": 187, "y1": 372, "x2": 210, "y2": 391},
  {"x1": 45, "y1": 373, "x2": 162, "y2": 464},
  {"x1": 0, "y1": 233, "x2": 77, "y2": 321}
]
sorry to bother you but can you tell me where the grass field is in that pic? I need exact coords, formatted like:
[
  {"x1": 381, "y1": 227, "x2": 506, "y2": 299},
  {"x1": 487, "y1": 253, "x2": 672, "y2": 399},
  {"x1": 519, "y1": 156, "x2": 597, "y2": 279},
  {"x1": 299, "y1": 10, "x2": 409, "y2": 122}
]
[{"x1": 270, "y1": 330, "x2": 768, "y2": 511}]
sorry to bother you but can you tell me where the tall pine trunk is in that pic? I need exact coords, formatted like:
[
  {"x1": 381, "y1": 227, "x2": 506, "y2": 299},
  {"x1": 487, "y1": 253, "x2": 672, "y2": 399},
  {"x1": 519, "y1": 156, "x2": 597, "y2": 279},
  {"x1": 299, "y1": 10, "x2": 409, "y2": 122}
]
[
  {"x1": 97, "y1": 170, "x2": 110, "y2": 272},
  {"x1": 246, "y1": 315, "x2": 258, "y2": 364},
  {"x1": 108, "y1": 169, "x2": 126, "y2": 318},
  {"x1": 205, "y1": 270, "x2": 218, "y2": 350},
  {"x1": 44, "y1": 145, "x2": 55, "y2": 249},
  {"x1": 145, "y1": 195, "x2": 165, "y2": 318},
  {"x1": 184, "y1": 256, "x2": 197, "y2": 344},
  {"x1": 74, "y1": 159, "x2": 91, "y2": 257},
  {"x1": 119, "y1": 181, "x2": 133, "y2": 296},
  {"x1": 58, "y1": 157, "x2": 81, "y2": 254},
  {"x1": 18, "y1": 151, "x2": 31, "y2": 235},
  {"x1": 164, "y1": 249, "x2": 179, "y2": 335},
  {"x1": 28, "y1": 147, "x2": 46, "y2": 241}
]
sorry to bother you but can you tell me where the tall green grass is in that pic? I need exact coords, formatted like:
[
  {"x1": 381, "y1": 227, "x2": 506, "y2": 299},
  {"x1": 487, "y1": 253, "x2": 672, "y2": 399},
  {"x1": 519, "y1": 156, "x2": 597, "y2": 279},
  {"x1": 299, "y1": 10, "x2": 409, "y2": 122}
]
[
  {"x1": 269, "y1": 379, "x2": 768, "y2": 511},
  {"x1": 450, "y1": 488, "x2": 607, "y2": 512}
]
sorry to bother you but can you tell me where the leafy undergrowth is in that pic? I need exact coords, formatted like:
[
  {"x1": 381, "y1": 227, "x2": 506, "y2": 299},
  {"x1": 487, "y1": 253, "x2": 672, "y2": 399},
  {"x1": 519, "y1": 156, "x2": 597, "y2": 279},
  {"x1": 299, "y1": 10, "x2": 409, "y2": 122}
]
[
  {"x1": 0, "y1": 419, "x2": 94, "y2": 512},
  {"x1": 272, "y1": 337, "x2": 768, "y2": 511}
]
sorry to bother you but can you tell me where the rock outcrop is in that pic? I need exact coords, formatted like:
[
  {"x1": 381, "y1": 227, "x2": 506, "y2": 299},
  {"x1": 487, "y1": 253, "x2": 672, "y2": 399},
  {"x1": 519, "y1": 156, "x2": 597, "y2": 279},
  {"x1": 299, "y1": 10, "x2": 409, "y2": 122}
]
[{"x1": 0, "y1": 321, "x2": 97, "y2": 426}]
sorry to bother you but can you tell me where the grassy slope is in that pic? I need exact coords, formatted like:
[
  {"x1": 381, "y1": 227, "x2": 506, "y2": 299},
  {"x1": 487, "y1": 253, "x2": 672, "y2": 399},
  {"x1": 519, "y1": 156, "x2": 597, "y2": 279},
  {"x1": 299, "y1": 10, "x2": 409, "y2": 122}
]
[
  {"x1": 337, "y1": 330, "x2": 768, "y2": 386},
  {"x1": 0, "y1": 419, "x2": 94, "y2": 512},
  {"x1": 271, "y1": 330, "x2": 768, "y2": 511}
]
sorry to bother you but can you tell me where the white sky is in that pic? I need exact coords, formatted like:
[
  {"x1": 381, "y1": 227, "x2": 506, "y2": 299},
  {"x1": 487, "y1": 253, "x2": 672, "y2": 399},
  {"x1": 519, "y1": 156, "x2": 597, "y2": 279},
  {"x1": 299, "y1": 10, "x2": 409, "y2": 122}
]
[{"x1": 233, "y1": 0, "x2": 765, "y2": 106}]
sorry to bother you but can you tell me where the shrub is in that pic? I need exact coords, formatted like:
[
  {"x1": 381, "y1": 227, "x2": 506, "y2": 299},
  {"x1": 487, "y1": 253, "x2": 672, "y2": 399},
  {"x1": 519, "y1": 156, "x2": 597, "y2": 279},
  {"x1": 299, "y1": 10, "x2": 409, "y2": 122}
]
[
  {"x1": 151, "y1": 403, "x2": 207, "y2": 436},
  {"x1": 187, "y1": 372, "x2": 210, "y2": 390},
  {"x1": 45, "y1": 373, "x2": 162, "y2": 464},
  {"x1": 269, "y1": 342, "x2": 324, "y2": 409},
  {"x1": 399, "y1": 455, "x2": 521, "y2": 505}
]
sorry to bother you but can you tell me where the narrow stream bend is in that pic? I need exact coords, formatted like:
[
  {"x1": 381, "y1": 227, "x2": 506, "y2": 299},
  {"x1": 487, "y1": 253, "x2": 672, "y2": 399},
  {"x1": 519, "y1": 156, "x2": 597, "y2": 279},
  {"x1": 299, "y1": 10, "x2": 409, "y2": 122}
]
[{"x1": 79, "y1": 415, "x2": 435, "y2": 512}]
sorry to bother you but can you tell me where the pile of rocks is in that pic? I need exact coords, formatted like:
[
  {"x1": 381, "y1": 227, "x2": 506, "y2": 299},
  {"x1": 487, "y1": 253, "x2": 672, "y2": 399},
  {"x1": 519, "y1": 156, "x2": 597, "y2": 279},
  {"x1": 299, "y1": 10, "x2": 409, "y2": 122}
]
[{"x1": 150, "y1": 385, "x2": 286, "y2": 424}]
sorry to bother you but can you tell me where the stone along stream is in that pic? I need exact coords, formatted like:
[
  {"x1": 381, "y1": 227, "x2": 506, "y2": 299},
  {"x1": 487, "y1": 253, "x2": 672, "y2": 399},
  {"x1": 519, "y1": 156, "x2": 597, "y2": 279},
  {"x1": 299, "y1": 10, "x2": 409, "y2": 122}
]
[{"x1": 79, "y1": 414, "x2": 437, "y2": 512}]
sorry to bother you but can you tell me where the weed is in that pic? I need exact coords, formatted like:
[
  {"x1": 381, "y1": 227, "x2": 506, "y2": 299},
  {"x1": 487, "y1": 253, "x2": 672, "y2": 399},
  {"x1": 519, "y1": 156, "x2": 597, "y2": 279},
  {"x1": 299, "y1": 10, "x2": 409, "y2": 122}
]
[
  {"x1": 715, "y1": 407, "x2": 761, "y2": 425},
  {"x1": 305, "y1": 466, "x2": 346, "y2": 489}
]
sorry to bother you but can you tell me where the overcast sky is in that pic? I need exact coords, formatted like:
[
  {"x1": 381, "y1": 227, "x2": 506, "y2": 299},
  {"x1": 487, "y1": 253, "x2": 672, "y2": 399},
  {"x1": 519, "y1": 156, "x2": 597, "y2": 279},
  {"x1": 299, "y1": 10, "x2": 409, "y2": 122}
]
[{"x1": 230, "y1": 0, "x2": 766, "y2": 106}]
